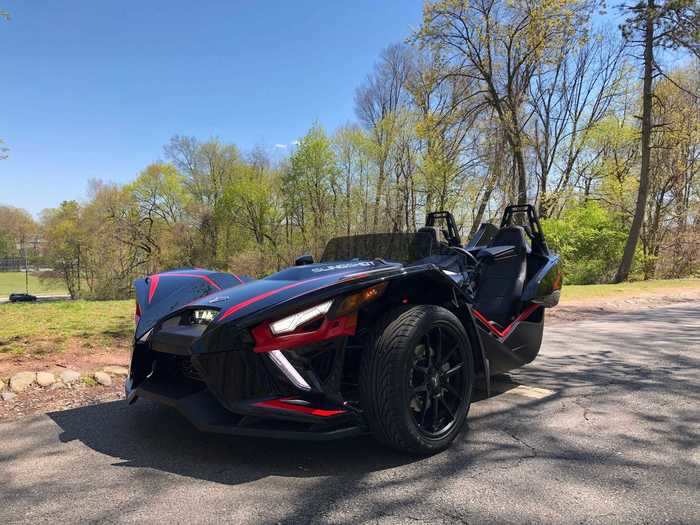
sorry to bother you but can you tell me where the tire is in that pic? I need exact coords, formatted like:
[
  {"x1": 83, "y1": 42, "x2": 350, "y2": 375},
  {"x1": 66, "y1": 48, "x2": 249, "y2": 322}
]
[{"x1": 359, "y1": 305, "x2": 474, "y2": 454}]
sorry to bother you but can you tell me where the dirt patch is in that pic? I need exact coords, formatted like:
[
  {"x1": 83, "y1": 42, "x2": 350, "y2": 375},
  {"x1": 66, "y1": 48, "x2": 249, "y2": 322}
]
[
  {"x1": 0, "y1": 377, "x2": 125, "y2": 421},
  {"x1": 0, "y1": 342, "x2": 130, "y2": 378}
]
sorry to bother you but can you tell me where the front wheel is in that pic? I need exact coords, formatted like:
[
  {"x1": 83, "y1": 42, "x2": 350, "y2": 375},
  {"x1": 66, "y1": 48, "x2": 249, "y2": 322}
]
[{"x1": 359, "y1": 305, "x2": 474, "y2": 454}]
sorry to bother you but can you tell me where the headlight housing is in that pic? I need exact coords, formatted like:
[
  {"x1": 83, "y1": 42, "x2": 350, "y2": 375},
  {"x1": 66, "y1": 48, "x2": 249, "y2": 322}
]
[{"x1": 269, "y1": 300, "x2": 333, "y2": 335}]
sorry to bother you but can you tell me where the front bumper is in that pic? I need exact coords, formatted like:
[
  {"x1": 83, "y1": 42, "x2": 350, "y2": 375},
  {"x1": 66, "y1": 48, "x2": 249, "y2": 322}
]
[{"x1": 129, "y1": 303, "x2": 365, "y2": 440}]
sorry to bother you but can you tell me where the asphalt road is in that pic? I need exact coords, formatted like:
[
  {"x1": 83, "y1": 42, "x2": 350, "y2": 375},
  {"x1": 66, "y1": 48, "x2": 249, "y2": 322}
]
[{"x1": 2, "y1": 302, "x2": 699, "y2": 524}]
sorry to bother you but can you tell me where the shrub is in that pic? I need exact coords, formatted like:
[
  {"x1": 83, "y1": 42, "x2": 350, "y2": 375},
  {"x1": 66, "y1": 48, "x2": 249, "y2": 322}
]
[{"x1": 542, "y1": 203, "x2": 628, "y2": 284}]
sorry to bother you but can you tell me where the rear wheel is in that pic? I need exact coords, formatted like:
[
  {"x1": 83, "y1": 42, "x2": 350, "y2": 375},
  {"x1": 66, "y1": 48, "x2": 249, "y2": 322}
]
[{"x1": 359, "y1": 305, "x2": 474, "y2": 454}]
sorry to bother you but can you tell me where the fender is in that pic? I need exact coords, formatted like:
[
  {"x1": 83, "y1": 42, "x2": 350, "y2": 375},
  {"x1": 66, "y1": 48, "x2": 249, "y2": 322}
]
[{"x1": 379, "y1": 266, "x2": 491, "y2": 396}]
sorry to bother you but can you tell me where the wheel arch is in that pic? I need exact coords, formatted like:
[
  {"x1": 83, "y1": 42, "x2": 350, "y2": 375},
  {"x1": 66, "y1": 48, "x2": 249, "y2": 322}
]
[{"x1": 362, "y1": 270, "x2": 491, "y2": 396}]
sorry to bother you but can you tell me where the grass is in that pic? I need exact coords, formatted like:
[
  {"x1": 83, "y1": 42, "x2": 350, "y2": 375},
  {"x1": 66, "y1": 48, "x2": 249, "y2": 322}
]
[
  {"x1": 561, "y1": 278, "x2": 700, "y2": 302},
  {"x1": 0, "y1": 300, "x2": 133, "y2": 355},
  {"x1": 0, "y1": 278, "x2": 697, "y2": 356},
  {"x1": 0, "y1": 271, "x2": 68, "y2": 298}
]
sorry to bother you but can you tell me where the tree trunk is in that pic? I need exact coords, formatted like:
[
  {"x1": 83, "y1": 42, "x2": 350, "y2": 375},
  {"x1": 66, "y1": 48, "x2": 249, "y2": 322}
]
[
  {"x1": 514, "y1": 146, "x2": 528, "y2": 205},
  {"x1": 372, "y1": 162, "x2": 386, "y2": 233},
  {"x1": 470, "y1": 140, "x2": 502, "y2": 236},
  {"x1": 614, "y1": 0, "x2": 654, "y2": 283}
]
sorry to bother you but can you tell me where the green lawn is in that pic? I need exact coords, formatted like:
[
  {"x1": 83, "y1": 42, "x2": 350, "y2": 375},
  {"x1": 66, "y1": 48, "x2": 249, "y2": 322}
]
[
  {"x1": 0, "y1": 271, "x2": 68, "y2": 297},
  {"x1": 0, "y1": 300, "x2": 133, "y2": 355},
  {"x1": 561, "y1": 278, "x2": 700, "y2": 302}
]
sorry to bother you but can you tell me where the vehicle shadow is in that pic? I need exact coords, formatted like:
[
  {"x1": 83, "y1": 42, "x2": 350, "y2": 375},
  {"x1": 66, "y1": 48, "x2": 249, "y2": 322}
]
[{"x1": 48, "y1": 399, "x2": 420, "y2": 485}]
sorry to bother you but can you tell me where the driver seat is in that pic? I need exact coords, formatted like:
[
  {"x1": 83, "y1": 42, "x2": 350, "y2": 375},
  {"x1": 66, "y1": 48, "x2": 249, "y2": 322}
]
[{"x1": 474, "y1": 226, "x2": 529, "y2": 327}]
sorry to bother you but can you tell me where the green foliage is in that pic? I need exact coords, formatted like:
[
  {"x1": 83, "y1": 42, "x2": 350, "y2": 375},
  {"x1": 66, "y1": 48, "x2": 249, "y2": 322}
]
[
  {"x1": 0, "y1": 231, "x2": 13, "y2": 258},
  {"x1": 542, "y1": 202, "x2": 629, "y2": 284},
  {"x1": 41, "y1": 201, "x2": 84, "y2": 298}
]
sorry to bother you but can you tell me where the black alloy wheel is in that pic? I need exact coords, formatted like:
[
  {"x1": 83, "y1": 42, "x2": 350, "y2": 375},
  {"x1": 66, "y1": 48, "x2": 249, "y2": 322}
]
[{"x1": 408, "y1": 324, "x2": 467, "y2": 438}]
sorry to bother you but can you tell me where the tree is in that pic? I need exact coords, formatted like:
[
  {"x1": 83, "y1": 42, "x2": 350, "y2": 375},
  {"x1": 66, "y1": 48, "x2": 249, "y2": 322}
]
[
  {"x1": 284, "y1": 125, "x2": 339, "y2": 258},
  {"x1": 219, "y1": 148, "x2": 284, "y2": 274},
  {"x1": 529, "y1": 30, "x2": 627, "y2": 217},
  {"x1": 41, "y1": 201, "x2": 83, "y2": 298},
  {"x1": 614, "y1": 0, "x2": 700, "y2": 282},
  {"x1": 641, "y1": 67, "x2": 700, "y2": 277},
  {"x1": 333, "y1": 125, "x2": 373, "y2": 235},
  {"x1": 417, "y1": 0, "x2": 594, "y2": 205},
  {"x1": 164, "y1": 136, "x2": 242, "y2": 266},
  {"x1": 0, "y1": 205, "x2": 37, "y2": 255},
  {"x1": 408, "y1": 50, "x2": 481, "y2": 218},
  {"x1": 355, "y1": 44, "x2": 413, "y2": 230}
]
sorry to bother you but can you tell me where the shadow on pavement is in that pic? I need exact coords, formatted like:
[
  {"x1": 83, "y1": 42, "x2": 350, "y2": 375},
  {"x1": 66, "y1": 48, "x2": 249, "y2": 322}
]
[{"x1": 49, "y1": 399, "x2": 419, "y2": 485}]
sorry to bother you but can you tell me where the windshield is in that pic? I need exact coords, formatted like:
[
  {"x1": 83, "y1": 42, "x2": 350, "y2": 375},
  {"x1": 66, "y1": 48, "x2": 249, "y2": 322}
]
[{"x1": 321, "y1": 232, "x2": 446, "y2": 264}]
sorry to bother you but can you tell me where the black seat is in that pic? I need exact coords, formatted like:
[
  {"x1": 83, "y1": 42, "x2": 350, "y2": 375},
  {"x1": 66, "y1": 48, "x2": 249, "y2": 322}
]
[{"x1": 474, "y1": 226, "x2": 529, "y2": 326}]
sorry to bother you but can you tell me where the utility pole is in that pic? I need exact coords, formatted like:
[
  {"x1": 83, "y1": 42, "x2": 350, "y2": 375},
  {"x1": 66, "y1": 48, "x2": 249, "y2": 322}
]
[{"x1": 23, "y1": 238, "x2": 29, "y2": 294}]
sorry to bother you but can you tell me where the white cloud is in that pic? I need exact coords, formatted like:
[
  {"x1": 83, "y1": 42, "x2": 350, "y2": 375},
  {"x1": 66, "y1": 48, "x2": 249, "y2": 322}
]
[
  {"x1": 274, "y1": 144, "x2": 288, "y2": 149},
  {"x1": 291, "y1": 140, "x2": 300, "y2": 146}
]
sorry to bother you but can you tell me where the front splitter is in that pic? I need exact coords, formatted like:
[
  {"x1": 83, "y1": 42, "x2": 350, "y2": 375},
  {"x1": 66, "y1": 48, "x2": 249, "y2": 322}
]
[{"x1": 128, "y1": 380, "x2": 366, "y2": 441}]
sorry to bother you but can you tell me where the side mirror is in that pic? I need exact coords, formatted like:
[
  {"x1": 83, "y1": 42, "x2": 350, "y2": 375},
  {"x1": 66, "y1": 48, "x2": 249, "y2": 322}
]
[{"x1": 295, "y1": 254, "x2": 314, "y2": 266}]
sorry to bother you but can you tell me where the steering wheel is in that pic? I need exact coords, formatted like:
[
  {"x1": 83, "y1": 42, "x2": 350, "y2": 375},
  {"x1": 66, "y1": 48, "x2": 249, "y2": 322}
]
[{"x1": 449, "y1": 246, "x2": 480, "y2": 267}]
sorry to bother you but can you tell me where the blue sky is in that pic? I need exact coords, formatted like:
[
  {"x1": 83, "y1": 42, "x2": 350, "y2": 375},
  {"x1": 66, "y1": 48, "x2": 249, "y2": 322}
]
[{"x1": 1, "y1": 0, "x2": 423, "y2": 216}]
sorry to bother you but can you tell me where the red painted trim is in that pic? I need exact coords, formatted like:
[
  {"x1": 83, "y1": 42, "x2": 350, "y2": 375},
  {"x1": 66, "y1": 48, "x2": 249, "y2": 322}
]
[
  {"x1": 217, "y1": 275, "x2": 332, "y2": 321},
  {"x1": 473, "y1": 304, "x2": 540, "y2": 340},
  {"x1": 147, "y1": 272, "x2": 222, "y2": 304},
  {"x1": 254, "y1": 398, "x2": 345, "y2": 417},
  {"x1": 251, "y1": 313, "x2": 357, "y2": 353},
  {"x1": 231, "y1": 273, "x2": 244, "y2": 284},
  {"x1": 147, "y1": 274, "x2": 160, "y2": 303}
]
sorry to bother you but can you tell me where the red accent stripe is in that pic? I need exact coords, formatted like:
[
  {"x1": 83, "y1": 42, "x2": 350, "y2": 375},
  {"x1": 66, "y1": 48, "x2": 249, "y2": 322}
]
[
  {"x1": 231, "y1": 273, "x2": 244, "y2": 284},
  {"x1": 217, "y1": 275, "x2": 332, "y2": 321},
  {"x1": 147, "y1": 274, "x2": 160, "y2": 303},
  {"x1": 472, "y1": 304, "x2": 540, "y2": 339},
  {"x1": 254, "y1": 398, "x2": 345, "y2": 417}
]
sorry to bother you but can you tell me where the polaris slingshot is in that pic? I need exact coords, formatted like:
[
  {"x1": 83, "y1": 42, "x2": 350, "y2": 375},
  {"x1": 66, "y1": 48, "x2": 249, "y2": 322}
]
[{"x1": 127, "y1": 204, "x2": 561, "y2": 454}]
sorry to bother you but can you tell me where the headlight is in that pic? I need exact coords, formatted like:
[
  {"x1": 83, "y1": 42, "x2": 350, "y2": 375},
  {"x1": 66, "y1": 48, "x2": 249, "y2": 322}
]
[
  {"x1": 191, "y1": 309, "x2": 218, "y2": 324},
  {"x1": 269, "y1": 300, "x2": 333, "y2": 335}
]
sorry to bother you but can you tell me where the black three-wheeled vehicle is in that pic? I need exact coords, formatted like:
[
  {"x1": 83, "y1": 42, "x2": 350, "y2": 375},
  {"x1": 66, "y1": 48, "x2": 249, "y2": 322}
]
[{"x1": 127, "y1": 204, "x2": 561, "y2": 453}]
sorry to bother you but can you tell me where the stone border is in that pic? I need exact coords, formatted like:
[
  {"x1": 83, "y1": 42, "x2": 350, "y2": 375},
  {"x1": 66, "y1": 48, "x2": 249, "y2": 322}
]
[{"x1": 0, "y1": 366, "x2": 129, "y2": 401}]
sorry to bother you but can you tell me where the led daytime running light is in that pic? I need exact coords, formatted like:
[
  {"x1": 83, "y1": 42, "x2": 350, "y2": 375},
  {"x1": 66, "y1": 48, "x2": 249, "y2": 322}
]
[{"x1": 269, "y1": 300, "x2": 333, "y2": 335}]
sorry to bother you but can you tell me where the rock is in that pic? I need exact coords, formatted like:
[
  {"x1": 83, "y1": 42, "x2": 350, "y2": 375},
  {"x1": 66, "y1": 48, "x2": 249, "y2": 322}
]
[
  {"x1": 10, "y1": 371, "x2": 36, "y2": 392},
  {"x1": 93, "y1": 372, "x2": 112, "y2": 387},
  {"x1": 50, "y1": 381, "x2": 67, "y2": 390},
  {"x1": 60, "y1": 369, "x2": 81, "y2": 384},
  {"x1": 36, "y1": 372, "x2": 56, "y2": 387},
  {"x1": 102, "y1": 366, "x2": 129, "y2": 376},
  {"x1": 0, "y1": 378, "x2": 5, "y2": 391},
  {"x1": 1, "y1": 392, "x2": 17, "y2": 401}
]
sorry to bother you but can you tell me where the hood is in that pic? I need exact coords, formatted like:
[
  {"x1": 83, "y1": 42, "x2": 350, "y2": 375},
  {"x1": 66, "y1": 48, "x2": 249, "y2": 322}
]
[
  {"x1": 135, "y1": 260, "x2": 403, "y2": 339},
  {"x1": 193, "y1": 259, "x2": 402, "y2": 324}
]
